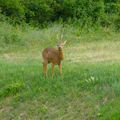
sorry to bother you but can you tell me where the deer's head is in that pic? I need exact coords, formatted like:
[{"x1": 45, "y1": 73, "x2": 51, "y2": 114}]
[{"x1": 57, "y1": 41, "x2": 67, "y2": 49}]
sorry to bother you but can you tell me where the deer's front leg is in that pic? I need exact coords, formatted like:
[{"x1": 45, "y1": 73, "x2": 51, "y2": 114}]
[{"x1": 59, "y1": 63, "x2": 62, "y2": 76}]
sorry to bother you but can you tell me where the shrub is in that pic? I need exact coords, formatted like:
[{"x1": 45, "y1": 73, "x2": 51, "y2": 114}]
[{"x1": 0, "y1": 82, "x2": 24, "y2": 97}]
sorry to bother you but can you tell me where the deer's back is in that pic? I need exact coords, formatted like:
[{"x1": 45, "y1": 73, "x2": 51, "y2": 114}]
[{"x1": 42, "y1": 48, "x2": 60, "y2": 64}]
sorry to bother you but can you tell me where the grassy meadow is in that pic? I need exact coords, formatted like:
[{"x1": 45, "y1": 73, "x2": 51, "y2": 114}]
[{"x1": 0, "y1": 22, "x2": 120, "y2": 120}]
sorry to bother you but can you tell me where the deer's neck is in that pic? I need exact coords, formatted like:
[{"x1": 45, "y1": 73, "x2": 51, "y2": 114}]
[{"x1": 58, "y1": 48, "x2": 64, "y2": 60}]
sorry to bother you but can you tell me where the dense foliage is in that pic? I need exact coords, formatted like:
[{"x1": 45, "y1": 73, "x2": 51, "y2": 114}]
[{"x1": 0, "y1": 0, "x2": 120, "y2": 29}]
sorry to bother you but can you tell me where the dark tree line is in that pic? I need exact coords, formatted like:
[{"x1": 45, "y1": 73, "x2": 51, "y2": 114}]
[{"x1": 0, "y1": 0, "x2": 120, "y2": 29}]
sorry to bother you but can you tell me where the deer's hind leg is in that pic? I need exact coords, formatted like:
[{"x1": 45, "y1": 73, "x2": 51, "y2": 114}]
[{"x1": 43, "y1": 61, "x2": 48, "y2": 77}]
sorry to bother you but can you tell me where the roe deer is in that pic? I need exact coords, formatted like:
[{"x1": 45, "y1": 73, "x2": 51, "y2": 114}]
[{"x1": 42, "y1": 41, "x2": 67, "y2": 77}]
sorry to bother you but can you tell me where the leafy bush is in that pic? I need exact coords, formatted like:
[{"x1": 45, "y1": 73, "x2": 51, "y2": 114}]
[{"x1": 0, "y1": 0, "x2": 25, "y2": 23}]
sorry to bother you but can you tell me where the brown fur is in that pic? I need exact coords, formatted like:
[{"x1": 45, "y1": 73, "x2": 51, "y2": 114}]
[{"x1": 42, "y1": 41, "x2": 66, "y2": 77}]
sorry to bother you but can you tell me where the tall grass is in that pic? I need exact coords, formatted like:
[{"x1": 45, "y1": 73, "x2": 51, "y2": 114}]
[{"x1": 0, "y1": 21, "x2": 120, "y2": 53}]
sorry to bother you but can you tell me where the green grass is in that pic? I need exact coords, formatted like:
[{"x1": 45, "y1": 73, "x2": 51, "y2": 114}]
[
  {"x1": 0, "y1": 22, "x2": 120, "y2": 120},
  {"x1": 1, "y1": 60, "x2": 120, "y2": 120}
]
